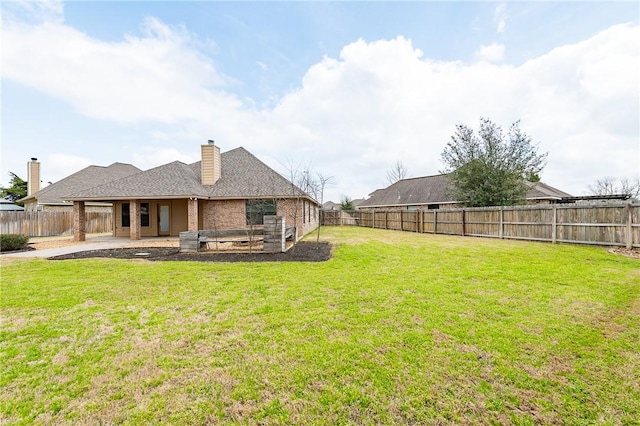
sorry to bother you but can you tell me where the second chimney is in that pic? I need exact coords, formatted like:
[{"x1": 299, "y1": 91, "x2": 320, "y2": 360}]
[
  {"x1": 27, "y1": 158, "x2": 41, "y2": 196},
  {"x1": 201, "y1": 141, "x2": 221, "y2": 185}
]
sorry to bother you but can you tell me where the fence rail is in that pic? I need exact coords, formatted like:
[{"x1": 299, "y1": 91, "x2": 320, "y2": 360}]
[
  {"x1": 321, "y1": 203, "x2": 640, "y2": 248},
  {"x1": 0, "y1": 211, "x2": 113, "y2": 237}
]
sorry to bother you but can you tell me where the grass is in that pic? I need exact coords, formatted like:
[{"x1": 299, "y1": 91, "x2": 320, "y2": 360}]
[{"x1": 1, "y1": 227, "x2": 639, "y2": 424}]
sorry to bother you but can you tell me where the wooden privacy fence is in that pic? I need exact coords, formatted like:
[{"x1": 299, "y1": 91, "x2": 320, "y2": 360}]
[
  {"x1": 0, "y1": 211, "x2": 113, "y2": 237},
  {"x1": 321, "y1": 203, "x2": 640, "y2": 249}
]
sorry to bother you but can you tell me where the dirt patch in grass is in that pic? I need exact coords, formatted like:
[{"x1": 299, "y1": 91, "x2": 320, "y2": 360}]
[
  {"x1": 609, "y1": 247, "x2": 640, "y2": 259},
  {"x1": 47, "y1": 241, "x2": 332, "y2": 262}
]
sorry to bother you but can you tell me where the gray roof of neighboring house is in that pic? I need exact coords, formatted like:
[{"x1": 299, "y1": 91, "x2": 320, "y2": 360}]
[
  {"x1": 19, "y1": 162, "x2": 141, "y2": 205},
  {"x1": 358, "y1": 174, "x2": 572, "y2": 208},
  {"x1": 524, "y1": 181, "x2": 573, "y2": 199},
  {"x1": 323, "y1": 198, "x2": 366, "y2": 210},
  {"x1": 0, "y1": 197, "x2": 25, "y2": 211},
  {"x1": 352, "y1": 198, "x2": 365, "y2": 207},
  {"x1": 359, "y1": 174, "x2": 453, "y2": 208},
  {"x1": 322, "y1": 201, "x2": 340, "y2": 210},
  {"x1": 66, "y1": 147, "x2": 313, "y2": 202}
]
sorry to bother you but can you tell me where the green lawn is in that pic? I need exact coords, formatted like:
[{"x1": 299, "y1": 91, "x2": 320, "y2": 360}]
[{"x1": 1, "y1": 227, "x2": 639, "y2": 424}]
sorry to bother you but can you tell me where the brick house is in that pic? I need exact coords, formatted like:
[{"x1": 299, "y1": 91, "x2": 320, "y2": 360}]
[
  {"x1": 357, "y1": 173, "x2": 573, "y2": 211},
  {"x1": 66, "y1": 143, "x2": 320, "y2": 241}
]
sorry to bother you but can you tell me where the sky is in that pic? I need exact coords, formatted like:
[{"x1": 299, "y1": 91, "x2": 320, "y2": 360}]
[{"x1": 1, "y1": 0, "x2": 639, "y2": 203}]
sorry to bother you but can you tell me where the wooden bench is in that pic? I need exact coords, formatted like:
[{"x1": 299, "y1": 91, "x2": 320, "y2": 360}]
[{"x1": 198, "y1": 233, "x2": 264, "y2": 249}]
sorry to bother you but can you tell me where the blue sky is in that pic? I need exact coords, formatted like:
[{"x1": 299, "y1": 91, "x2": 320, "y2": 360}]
[{"x1": 2, "y1": 1, "x2": 639, "y2": 202}]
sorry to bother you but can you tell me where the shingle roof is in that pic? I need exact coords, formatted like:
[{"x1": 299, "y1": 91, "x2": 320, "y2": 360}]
[
  {"x1": 206, "y1": 147, "x2": 307, "y2": 198},
  {"x1": 0, "y1": 197, "x2": 25, "y2": 211},
  {"x1": 358, "y1": 174, "x2": 572, "y2": 208},
  {"x1": 358, "y1": 174, "x2": 453, "y2": 208},
  {"x1": 19, "y1": 162, "x2": 141, "y2": 205},
  {"x1": 68, "y1": 161, "x2": 208, "y2": 199},
  {"x1": 66, "y1": 147, "x2": 311, "y2": 201},
  {"x1": 524, "y1": 181, "x2": 573, "y2": 199}
]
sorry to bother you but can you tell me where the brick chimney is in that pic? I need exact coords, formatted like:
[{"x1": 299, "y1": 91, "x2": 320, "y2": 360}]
[
  {"x1": 27, "y1": 158, "x2": 41, "y2": 196},
  {"x1": 201, "y1": 140, "x2": 221, "y2": 185}
]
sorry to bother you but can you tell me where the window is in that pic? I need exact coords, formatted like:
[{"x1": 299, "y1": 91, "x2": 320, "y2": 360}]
[
  {"x1": 427, "y1": 204, "x2": 440, "y2": 210},
  {"x1": 122, "y1": 203, "x2": 130, "y2": 227},
  {"x1": 407, "y1": 205, "x2": 418, "y2": 211},
  {"x1": 246, "y1": 199, "x2": 276, "y2": 225},
  {"x1": 122, "y1": 202, "x2": 151, "y2": 227},
  {"x1": 140, "y1": 203, "x2": 150, "y2": 227}
]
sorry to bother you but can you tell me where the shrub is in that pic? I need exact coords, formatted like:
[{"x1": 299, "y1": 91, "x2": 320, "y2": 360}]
[{"x1": 0, "y1": 234, "x2": 30, "y2": 252}]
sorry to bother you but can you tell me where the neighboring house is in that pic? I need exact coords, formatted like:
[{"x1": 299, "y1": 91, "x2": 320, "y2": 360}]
[
  {"x1": 352, "y1": 198, "x2": 365, "y2": 209},
  {"x1": 322, "y1": 198, "x2": 365, "y2": 211},
  {"x1": 357, "y1": 174, "x2": 573, "y2": 211},
  {"x1": 0, "y1": 197, "x2": 25, "y2": 211},
  {"x1": 19, "y1": 161, "x2": 141, "y2": 212},
  {"x1": 66, "y1": 144, "x2": 320, "y2": 241},
  {"x1": 322, "y1": 201, "x2": 340, "y2": 211}
]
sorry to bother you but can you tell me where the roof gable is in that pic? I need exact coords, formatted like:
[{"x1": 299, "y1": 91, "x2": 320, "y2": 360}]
[
  {"x1": 206, "y1": 147, "x2": 308, "y2": 198},
  {"x1": 358, "y1": 174, "x2": 572, "y2": 208},
  {"x1": 20, "y1": 162, "x2": 141, "y2": 204},
  {"x1": 359, "y1": 174, "x2": 454, "y2": 208},
  {"x1": 68, "y1": 161, "x2": 207, "y2": 199}
]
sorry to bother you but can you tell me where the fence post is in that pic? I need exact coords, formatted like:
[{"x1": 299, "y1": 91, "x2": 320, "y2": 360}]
[
  {"x1": 499, "y1": 207, "x2": 504, "y2": 239},
  {"x1": 552, "y1": 204, "x2": 557, "y2": 244},
  {"x1": 627, "y1": 203, "x2": 633, "y2": 249},
  {"x1": 461, "y1": 209, "x2": 466, "y2": 236},
  {"x1": 434, "y1": 210, "x2": 438, "y2": 234}
]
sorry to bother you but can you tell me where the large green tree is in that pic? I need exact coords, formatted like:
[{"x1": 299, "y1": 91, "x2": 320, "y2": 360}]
[
  {"x1": 340, "y1": 196, "x2": 355, "y2": 211},
  {"x1": 441, "y1": 118, "x2": 547, "y2": 207},
  {"x1": 0, "y1": 172, "x2": 28, "y2": 206}
]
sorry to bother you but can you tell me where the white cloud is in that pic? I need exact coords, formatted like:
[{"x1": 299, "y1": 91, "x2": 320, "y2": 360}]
[
  {"x1": 2, "y1": 15, "x2": 242, "y2": 125},
  {"x1": 45, "y1": 154, "x2": 92, "y2": 184},
  {"x1": 495, "y1": 3, "x2": 507, "y2": 34},
  {"x1": 132, "y1": 147, "x2": 196, "y2": 171},
  {"x1": 474, "y1": 43, "x2": 506, "y2": 62},
  {"x1": 2, "y1": 6, "x2": 638, "y2": 202},
  {"x1": 263, "y1": 25, "x2": 638, "y2": 199},
  {"x1": 1, "y1": 0, "x2": 65, "y2": 25}
]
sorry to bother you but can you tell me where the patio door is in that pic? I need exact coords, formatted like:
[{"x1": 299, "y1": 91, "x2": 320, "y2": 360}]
[{"x1": 158, "y1": 204, "x2": 170, "y2": 236}]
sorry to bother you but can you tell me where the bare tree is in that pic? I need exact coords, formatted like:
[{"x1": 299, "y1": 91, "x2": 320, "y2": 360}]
[
  {"x1": 278, "y1": 159, "x2": 333, "y2": 245},
  {"x1": 387, "y1": 161, "x2": 408, "y2": 184},
  {"x1": 307, "y1": 173, "x2": 333, "y2": 243},
  {"x1": 588, "y1": 176, "x2": 640, "y2": 199}
]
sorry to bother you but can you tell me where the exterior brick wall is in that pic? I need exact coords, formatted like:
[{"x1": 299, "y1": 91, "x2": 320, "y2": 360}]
[
  {"x1": 187, "y1": 199, "x2": 199, "y2": 231},
  {"x1": 202, "y1": 200, "x2": 247, "y2": 230},
  {"x1": 200, "y1": 198, "x2": 320, "y2": 239},
  {"x1": 277, "y1": 198, "x2": 319, "y2": 239},
  {"x1": 73, "y1": 201, "x2": 85, "y2": 241},
  {"x1": 130, "y1": 200, "x2": 141, "y2": 240}
]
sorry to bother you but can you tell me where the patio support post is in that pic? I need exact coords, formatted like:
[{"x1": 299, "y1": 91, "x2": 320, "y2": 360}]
[
  {"x1": 130, "y1": 200, "x2": 141, "y2": 240},
  {"x1": 188, "y1": 198, "x2": 199, "y2": 231},
  {"x1": 73, "y1": 201, "x2": 86, "y2": 242}
]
